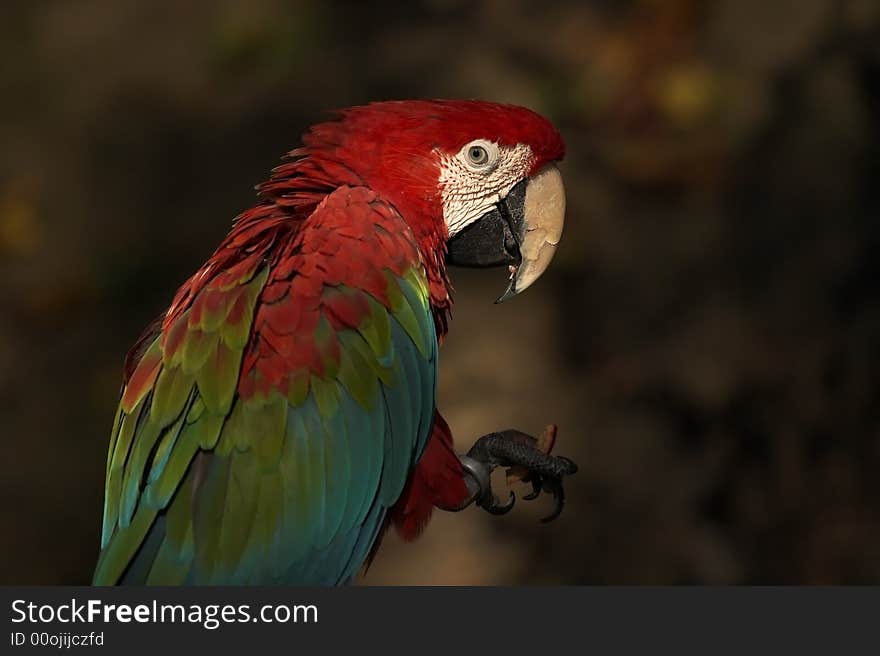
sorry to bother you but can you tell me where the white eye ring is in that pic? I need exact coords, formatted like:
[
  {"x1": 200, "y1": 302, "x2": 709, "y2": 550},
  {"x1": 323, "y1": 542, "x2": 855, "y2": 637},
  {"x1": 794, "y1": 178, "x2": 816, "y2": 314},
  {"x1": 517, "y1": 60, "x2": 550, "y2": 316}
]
[{"x1": 459, "y1": 140, "x2": 498, "y2": 171}]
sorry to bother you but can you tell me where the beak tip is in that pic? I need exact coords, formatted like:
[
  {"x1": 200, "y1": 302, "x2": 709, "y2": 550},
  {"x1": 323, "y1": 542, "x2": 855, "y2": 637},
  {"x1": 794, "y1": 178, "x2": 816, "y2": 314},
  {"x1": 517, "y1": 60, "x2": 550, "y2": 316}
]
[{"x1": 495, "y1": 284, "x2": 517, "y2": 304}]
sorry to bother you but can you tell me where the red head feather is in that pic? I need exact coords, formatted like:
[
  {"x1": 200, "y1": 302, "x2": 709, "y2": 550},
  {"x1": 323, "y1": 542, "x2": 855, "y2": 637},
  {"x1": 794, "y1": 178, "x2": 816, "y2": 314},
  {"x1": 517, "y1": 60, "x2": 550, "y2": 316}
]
[{"x1": 259, "y1": 100, "x2": 565, "y2": 241}]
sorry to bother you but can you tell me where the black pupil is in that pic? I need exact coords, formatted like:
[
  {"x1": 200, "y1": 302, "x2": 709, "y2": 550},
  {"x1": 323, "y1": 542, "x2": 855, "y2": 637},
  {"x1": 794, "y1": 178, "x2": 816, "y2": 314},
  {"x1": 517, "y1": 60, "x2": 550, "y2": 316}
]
[{"x1": 470, "y1": 147, "x2": 485, "y2": 162}]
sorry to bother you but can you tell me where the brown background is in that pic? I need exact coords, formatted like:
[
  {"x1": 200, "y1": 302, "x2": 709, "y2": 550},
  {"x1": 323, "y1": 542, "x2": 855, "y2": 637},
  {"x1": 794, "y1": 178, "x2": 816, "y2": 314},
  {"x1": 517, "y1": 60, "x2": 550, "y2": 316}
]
[{"x1": 1, "y1": 0, "x2": 879, "y2": 584}]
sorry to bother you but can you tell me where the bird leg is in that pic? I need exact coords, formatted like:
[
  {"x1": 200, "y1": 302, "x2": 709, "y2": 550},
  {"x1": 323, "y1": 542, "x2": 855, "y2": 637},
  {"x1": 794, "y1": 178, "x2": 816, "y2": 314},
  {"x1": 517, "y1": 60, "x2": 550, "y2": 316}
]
[{"x1": 456, "y1": 425, "x2": 577, "y2": 522}]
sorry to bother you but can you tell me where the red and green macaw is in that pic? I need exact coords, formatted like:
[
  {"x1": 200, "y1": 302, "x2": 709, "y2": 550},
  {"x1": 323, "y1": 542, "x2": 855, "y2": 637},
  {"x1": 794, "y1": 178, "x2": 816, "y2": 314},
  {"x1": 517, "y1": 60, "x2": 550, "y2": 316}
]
[{"x1": 93, "y1": 100, "x2": 575, "y2": 585}]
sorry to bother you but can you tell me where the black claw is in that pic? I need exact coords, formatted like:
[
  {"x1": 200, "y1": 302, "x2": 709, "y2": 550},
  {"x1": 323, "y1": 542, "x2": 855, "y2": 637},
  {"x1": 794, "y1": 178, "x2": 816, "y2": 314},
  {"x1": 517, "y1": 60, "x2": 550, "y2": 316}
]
[
  {"x1": 540, "y1": 480, "x2": 565, "y2": 523},
  {"x1": 483, "y1": 490, "x2": 516, "y2": 515},
  {"x1": 522, "y1": 476, "x2": 542, "y2": 501}
]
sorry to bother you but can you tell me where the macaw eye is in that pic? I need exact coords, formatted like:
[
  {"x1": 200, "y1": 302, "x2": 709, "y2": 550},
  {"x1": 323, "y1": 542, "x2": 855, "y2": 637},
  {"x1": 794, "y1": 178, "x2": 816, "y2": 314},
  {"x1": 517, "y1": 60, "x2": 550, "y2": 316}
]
[
  {"x1": 467, "y1": 145, "x2": 489, "y2": 165},
  {"x1": 459, "y1": 140, "x2": 498, "y2": 170}
]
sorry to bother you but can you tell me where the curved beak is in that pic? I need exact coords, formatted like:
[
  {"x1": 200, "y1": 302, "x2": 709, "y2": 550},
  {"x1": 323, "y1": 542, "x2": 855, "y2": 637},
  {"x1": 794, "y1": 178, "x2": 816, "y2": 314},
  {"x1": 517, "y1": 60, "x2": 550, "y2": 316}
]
[{"x1": 446, "y1": 164, "x2": 566, "y2": 302}]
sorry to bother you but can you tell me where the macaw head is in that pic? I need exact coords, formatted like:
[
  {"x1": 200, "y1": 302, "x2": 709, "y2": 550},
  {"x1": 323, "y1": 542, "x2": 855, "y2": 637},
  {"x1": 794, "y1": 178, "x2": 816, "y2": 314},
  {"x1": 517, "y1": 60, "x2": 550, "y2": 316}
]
[{"x1": 269, "y1": 99, "x2": 566, "y2": 301}]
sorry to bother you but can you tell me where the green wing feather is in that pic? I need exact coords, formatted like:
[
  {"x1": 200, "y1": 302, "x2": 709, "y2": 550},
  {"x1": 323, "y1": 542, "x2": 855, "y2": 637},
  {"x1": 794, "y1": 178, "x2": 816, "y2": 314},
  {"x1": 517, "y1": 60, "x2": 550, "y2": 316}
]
[{"x1": 94, "y1": 256, "x2": 437, "y2": 586}]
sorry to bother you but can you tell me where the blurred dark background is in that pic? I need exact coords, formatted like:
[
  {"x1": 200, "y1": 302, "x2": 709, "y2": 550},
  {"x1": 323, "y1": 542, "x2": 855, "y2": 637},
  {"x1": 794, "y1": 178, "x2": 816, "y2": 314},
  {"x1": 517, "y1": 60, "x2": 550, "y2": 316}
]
[{"x1": 2, "y1": 0, "x2": 879, "y2": 584}]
